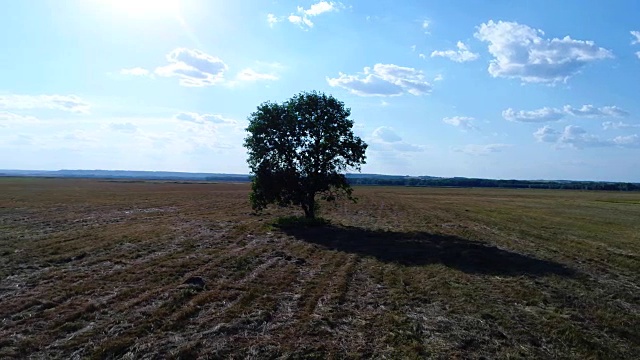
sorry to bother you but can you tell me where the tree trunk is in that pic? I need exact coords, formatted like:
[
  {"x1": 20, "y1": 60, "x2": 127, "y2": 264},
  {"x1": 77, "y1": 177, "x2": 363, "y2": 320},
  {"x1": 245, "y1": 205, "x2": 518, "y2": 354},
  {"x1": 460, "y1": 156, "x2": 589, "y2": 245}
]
[{"x1": 303, "y1": 193, "x2": 316, "y2": 219}]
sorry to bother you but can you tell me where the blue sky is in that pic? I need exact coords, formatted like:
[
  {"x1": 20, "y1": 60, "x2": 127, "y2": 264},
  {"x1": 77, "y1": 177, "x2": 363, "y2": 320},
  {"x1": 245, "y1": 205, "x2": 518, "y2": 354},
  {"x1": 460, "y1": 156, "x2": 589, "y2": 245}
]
[{"x1": 1, "y1": 0, "x2": 639, "y2": 181}]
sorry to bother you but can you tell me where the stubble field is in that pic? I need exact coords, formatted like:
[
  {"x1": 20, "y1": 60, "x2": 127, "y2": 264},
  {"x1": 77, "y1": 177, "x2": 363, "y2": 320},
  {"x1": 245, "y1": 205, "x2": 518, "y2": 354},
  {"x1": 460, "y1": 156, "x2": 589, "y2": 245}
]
[{"x1": 0, "y1": 178, "x2": 639, "y2": 359}]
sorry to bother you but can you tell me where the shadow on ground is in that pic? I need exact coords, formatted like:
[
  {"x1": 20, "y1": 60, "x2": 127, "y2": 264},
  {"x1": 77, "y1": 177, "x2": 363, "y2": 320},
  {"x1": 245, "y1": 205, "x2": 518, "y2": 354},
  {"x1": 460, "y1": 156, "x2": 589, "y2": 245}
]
[{"x1": 279, "y1": 224, "x2": 574, "y2": 277}]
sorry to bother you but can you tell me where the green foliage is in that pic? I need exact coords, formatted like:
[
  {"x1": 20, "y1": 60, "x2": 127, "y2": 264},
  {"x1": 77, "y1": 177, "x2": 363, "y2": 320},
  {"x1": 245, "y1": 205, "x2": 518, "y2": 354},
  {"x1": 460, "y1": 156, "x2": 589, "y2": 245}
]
[{"x1": 244, "y1": 91, "x2": 367, "y2": 218}]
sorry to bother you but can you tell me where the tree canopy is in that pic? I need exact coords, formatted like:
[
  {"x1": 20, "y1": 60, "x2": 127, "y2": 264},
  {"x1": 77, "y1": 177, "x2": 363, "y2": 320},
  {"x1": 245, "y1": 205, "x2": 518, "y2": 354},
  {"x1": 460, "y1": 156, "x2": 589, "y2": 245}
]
[{"x1": 244, "y1": 91, "x2": 367, "y2": 218}]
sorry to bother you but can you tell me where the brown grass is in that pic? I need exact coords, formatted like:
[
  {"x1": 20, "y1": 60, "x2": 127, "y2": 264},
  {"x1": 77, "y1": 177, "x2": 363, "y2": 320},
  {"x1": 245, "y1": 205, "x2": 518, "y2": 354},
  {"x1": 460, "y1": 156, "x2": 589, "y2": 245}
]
[{"x1": 0, "y1": 178, "x2": 639, "y2": 359}]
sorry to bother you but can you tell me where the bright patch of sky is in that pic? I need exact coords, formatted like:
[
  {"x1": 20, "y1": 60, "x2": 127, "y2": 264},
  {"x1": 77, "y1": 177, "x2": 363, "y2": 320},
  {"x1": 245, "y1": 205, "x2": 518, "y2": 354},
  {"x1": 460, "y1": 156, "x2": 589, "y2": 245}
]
[{"x1": 1, "y1": 0, "x2": 639, "y2": 181}]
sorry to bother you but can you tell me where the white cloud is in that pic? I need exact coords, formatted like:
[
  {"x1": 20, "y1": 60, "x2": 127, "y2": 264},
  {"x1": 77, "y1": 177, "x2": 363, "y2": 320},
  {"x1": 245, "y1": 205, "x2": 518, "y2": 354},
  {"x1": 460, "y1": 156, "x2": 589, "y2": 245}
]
[
  {"x1": 89, "y1": 114, "x2": 243, "y2": 155},
  {"x1": 327, "y1": 63, "x2": 431, "y2": 97},
  {"x1": 370, "y1": 127, "x2": 425, "y2": 152},
  {"x1": 120, "y1": 67, "x2": 150, "y2": 76},
  {"x1": 155, "y1": 48, "x2": 228, "y2": 87},
  {"x1": 632, "y1": 32, "x2": 640, "y2": 59},
  {"x1": 126, "y1": 53, "x2": 280, "y2": 87},
  {"x1": 391, "y1": 142, "x2": 426, "y2": 152},
  {"x1": 267, "y1": 13, "x2": 280, "y2": 27},
  {"x1": 286, "y1": 1, "x2": 342, "y2": 29},
  {"x1": 442, "y1": 116, "x2": 477, "y2": 130},
  {"x1": 170, "y1": 113, "x2": 244, "y2": 151},
  {"x1": 372, "y1": 126, "x2": 402, "y2": 142},
  {"x1": 422, "y1": 20, "x2": 430, "y2": 34},
  {"x1": 454, "y1": 143, "x2": 511, "y2": 155},
  {"x1": 503, "y1": 107, "x2": 565, "y2": 122},
  {"x1": 57, "y1": 130, "x2": 100, "y2": 145},
  {"x1": 288, "y1": 14, "x2": 313, "y2": 28},
  {"x1": 558, "y1": 125, "x2": 612, "y2": 148},
  {"x1": 0, "y1": 112, "x2": 39, "y2": 127},
  {"x1": 431, "y1": 41, "x2": 479, "y2": 63},
  {"x1": 365, "y1": 15, "x2": 379, "y2": 22},
  {"x1": 614, "y1": 134, "x2": 640, "y2": 147},
  {"x1": 174, "y1": 112, "x2": 237, "y2": 126},
  {"x1": 535, "y1": 125, "x2": 640, "y2": 149},
  {"x1": 236, "y1": 68, "x2": 278, "y2": 81},
  {"x1": 0, "y1": 94, "x2": 90, "y2": 114},
  {"x1": 533, "y1": 125, "x2": 560, "y2": 142},
  {"x1": 304, "y1": 1, "x2": 337, "y2": 16},
  {"x1": 503, "y1": 104, "x2": 629, "y2": 122},
  {"x1": 563, "y1": 105, "x2": 629, "y2": 117},
  {"x1": 475, "y1": 20, "x2": 613, "y2": 83},
  {"x1": 433, "y1": 74, "x2": 444, "y2": 81},
  {"x1": 602, "y1": 121, "x2": 640, "y2": 130},
  {"x1": 561, "y1": 125, "x2": 585, "y2": 136},
  {"x1": 0, "y1": 114, "x2": 249, "y2": 170},
  {"x1": 160, "y1": 113, "x2": 244, "y2": 147}
]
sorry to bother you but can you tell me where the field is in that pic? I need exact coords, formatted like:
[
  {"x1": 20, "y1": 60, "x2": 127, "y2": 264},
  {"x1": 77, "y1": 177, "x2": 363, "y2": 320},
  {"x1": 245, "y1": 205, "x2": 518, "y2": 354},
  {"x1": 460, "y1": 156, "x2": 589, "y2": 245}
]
[{"x1": 1, "y1": 178, "x2": 639, "y2": 359}]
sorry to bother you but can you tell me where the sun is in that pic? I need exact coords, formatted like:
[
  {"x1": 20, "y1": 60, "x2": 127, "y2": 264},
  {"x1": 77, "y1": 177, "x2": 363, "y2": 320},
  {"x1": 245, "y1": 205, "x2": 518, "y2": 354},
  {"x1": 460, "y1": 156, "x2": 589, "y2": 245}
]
[{"x1": 104, "y1": 0, "x2": 181, "y2": 17}]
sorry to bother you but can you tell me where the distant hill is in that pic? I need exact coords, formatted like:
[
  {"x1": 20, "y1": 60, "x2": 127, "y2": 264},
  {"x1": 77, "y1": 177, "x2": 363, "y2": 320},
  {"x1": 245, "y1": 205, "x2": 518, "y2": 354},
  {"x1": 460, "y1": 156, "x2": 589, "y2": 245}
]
[
  {"x1": 0, "y1": 169, "x2": 638, "y2": 191},
  {"x1": 0, "y1": 169, "x2": 249, "y2": 182},
  {"x1": 0, "y1": 170, "x2": 439, "y2": 182}
]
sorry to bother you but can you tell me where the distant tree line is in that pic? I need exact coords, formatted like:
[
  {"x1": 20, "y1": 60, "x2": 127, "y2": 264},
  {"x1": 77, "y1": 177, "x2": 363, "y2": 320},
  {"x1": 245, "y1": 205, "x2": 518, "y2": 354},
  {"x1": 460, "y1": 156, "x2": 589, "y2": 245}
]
[
  {"x1": 346, "y1": 177, "x2": 640, "y2": 191},
  {"x1": 7, "y1": 170, "x2": 635, "y2": 191}
]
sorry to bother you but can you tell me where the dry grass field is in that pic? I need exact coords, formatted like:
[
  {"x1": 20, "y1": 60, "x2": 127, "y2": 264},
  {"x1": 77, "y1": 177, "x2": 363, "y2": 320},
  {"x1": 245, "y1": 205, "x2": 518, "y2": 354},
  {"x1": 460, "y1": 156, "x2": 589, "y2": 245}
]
[{"x1": 1, "y1": 178, "x2": 639, "y2": 359}]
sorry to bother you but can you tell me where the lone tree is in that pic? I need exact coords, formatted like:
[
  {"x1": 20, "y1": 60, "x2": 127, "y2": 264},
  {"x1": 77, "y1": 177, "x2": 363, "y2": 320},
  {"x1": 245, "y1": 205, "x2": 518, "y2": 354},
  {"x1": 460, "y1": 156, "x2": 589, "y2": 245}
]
[{"x1": 244, "y1": 91, "x2": 368, "y2": 219}]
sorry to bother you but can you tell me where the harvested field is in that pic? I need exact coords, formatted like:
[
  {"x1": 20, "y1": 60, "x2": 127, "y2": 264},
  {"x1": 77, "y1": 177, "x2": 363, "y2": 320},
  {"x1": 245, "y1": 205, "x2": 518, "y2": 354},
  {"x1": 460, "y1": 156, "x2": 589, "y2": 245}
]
[{"x1": 1, "y1": 178, "x2": 639, "y2": 359}]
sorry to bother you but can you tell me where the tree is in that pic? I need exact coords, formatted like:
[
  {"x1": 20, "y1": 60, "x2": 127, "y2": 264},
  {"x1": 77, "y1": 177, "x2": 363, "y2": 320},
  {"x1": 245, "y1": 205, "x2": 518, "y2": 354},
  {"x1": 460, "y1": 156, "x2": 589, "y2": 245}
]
[{"x1": 244, "y1": 91, "x2": 368, "y2": 219}]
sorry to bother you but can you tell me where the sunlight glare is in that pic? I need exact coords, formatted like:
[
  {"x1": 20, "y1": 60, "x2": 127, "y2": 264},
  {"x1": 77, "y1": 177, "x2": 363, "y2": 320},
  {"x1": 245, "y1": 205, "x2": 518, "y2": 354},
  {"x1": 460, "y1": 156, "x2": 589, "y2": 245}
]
[{"x1": 105, "y1": 0, "x2": 181, "y2": 17}]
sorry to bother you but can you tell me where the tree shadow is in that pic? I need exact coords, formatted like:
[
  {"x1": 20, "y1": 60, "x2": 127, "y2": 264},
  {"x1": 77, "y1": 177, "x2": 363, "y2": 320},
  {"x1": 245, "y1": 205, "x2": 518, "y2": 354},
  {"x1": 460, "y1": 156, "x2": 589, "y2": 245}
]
[{"x1": 278, "y1": 224, "x2": 574, "y2": 277}]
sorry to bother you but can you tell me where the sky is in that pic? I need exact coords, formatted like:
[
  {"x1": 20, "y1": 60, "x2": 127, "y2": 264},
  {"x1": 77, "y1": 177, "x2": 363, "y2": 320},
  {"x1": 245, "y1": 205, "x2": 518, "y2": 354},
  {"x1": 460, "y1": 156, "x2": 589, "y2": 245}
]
[{"x1": 1, "y1": 0, "x2": 639, "y2": 181}]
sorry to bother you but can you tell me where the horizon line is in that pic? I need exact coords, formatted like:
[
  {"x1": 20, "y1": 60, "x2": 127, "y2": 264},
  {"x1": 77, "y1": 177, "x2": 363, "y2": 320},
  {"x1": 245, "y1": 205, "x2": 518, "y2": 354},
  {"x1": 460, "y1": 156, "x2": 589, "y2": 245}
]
[{"x1": 0, "y1": 168, "x2": 638, "y2": 184}]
